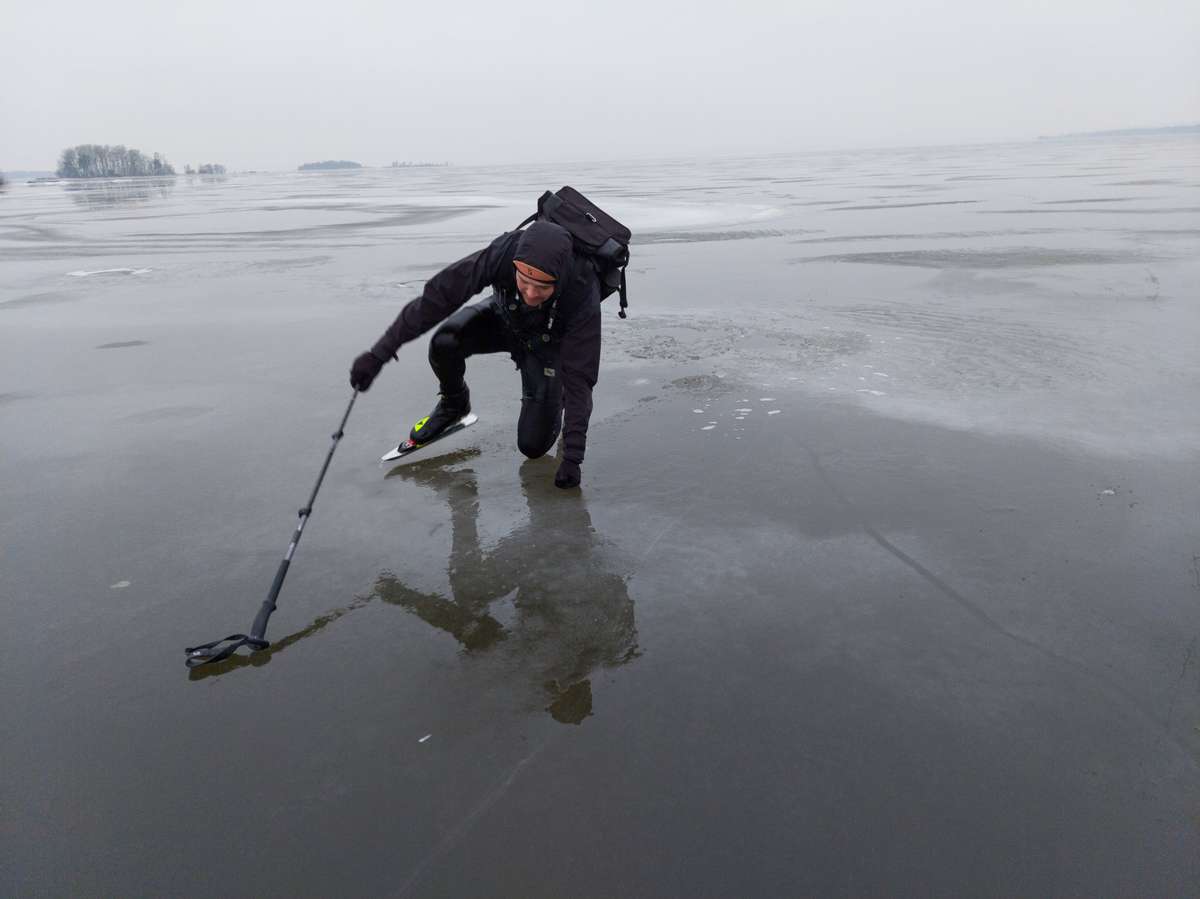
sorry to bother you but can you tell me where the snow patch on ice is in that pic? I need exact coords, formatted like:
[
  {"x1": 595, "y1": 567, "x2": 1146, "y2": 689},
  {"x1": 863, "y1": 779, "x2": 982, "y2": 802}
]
[
  {"x1": 622, "y1": 201, "x2": 782, "y2": 231},
  {"x1": 69, "y1": 268, "x2": 152, "y2": 277}
]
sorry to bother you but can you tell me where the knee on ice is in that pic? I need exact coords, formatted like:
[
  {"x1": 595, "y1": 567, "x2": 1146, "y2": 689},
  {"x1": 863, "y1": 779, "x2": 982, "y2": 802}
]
[{"x1": 517, "y1": 434, "x2": 555, "y2": 459}]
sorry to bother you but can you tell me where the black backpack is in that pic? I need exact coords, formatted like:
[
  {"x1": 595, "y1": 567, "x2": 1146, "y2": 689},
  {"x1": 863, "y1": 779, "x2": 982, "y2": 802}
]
[{"x1": 517, "y1": 186, "x2": 633, "y2": 318}]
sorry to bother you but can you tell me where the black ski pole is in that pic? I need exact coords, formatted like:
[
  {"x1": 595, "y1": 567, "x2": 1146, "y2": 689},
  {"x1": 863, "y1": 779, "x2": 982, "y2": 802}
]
[{"x1": 185, "y1": 391, "x2": 358, "y2": 668}]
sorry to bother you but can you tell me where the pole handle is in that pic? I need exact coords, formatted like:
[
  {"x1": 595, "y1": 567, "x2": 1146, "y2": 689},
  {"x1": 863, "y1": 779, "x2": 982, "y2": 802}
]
[{"x1": 251, "y1": 557, "x2": 291, "y2": 639}]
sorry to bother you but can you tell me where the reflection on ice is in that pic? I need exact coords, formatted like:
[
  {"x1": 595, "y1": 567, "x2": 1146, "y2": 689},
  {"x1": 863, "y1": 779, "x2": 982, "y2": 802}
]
[
  {"x1": 188, "y1": 455, "x2": 640, "y2": 718},
  {"x1": 65, "y1": 176, "x2": 175, "y2": 208},
  {"x1": 377, "y1": 455, "x2": 639, "y2": 725}
]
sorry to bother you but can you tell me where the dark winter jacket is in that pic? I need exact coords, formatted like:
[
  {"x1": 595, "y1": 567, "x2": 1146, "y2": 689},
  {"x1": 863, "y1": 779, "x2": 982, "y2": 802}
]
[{"x1": 371, "y1": 224, "x2": 602, "y2": 465}]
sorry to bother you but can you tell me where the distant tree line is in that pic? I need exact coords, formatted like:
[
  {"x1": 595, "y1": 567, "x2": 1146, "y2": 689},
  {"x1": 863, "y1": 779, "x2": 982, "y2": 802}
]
[
  {"x1": 184, "y1": 163, "x2": 227, "y2": 175},
  {"x1": 57, "y1": 144, "x2": 175, "y2": 178},
  {"x1": 299, "y1": 160, "x2": 362, "y2": 171}
]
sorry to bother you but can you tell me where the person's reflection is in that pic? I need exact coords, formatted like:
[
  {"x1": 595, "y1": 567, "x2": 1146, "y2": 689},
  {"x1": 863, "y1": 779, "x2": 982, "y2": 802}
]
[{"x1": 375, "y1": 454, "x2": 639, "y2": 724}]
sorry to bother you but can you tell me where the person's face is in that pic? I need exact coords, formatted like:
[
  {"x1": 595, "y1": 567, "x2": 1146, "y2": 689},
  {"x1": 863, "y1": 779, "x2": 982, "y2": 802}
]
[{"x1": 514, "y1": 266, "x2": 556, "y2": 307}]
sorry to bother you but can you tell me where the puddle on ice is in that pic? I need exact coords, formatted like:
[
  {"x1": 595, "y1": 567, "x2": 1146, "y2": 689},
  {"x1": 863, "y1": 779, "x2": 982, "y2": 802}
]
[{"x1": 69, "y1": 268, "x2": 152, "y2": 277}]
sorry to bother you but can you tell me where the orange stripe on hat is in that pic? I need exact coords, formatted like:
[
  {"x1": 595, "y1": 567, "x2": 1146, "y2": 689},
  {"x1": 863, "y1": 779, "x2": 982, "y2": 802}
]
[{"x1": 514, "y1": 260, "x2": 556, "y2": 283}]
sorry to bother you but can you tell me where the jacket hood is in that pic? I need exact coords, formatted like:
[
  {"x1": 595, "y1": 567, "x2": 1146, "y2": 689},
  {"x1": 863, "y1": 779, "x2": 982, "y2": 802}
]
[{"x1": 514, "y1": 221, "x2": 574, "y2": 290}]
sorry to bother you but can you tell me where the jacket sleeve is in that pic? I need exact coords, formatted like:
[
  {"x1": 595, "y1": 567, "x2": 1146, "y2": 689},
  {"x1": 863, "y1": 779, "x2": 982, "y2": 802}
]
[
  {"x1": 371, "y1": 232, "x2": 517, "y2": 360},
  {"x1": 558, "y1": 301, "x2": 602, "y2": 466}
]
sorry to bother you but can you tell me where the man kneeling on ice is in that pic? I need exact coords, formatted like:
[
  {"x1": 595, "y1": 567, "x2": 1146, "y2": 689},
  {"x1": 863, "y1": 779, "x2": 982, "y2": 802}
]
[{"x1": 349, "y1": 220, "x2": 603, "y2": 489}]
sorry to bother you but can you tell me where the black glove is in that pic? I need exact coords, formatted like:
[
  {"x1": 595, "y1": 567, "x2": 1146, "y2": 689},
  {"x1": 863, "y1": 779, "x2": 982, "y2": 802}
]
[
  {"x1": 554, "y1": 459, "x2": 581, "y2": 489},
  {"x1": 350, "y1": 350, "x2": 385, "y2": 392}
]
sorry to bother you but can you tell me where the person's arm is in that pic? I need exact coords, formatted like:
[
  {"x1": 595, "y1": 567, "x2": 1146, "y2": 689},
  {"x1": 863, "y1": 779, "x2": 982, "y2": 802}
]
[
  {"x1": 371, "y1": 232, "x2": 518, "y2": 360},
  {"x1": 556, "y1": 302, "x2": 601, "y2": 486}
]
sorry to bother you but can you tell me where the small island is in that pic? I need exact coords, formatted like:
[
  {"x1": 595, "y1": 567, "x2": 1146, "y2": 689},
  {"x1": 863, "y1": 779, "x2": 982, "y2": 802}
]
[
  {"x1": 298, "y1": 160, "x2": 362, "y2": 171},
  {"x1": 1038, "y1": 123, "x2": 1200, "y2": 140},
  {"x1": 184, "y1": 164, "x2": 227, "y2": 175},
  {"x1": 57, "y1": 144, "x2": 175, "y2": 178}
]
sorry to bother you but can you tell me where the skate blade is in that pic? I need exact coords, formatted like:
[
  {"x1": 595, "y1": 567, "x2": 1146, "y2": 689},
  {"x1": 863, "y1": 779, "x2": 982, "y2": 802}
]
[{"x1": 380, "y1": 413, "x2": 478, "y2": 463}]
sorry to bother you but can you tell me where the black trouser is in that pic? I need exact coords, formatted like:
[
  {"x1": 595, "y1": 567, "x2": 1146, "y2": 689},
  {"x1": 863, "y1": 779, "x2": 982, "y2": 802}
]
[{"x1": 428, "y1": 299, "x2": 563, "y2": 459}]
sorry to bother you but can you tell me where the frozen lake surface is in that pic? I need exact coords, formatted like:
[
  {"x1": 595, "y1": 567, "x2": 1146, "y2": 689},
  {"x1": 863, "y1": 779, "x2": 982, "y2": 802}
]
[{"x1": 3, "y1": 137, "x2": 1199, "y2": 895}]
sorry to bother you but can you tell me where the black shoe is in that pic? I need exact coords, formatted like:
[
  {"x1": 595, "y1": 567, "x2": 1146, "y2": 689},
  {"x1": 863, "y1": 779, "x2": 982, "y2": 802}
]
[{"x1": 409, "y1": 387, "x2": 470, "y2": 444}]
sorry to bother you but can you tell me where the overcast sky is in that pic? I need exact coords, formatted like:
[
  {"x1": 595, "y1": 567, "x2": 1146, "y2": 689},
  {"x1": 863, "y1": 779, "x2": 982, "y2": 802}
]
[{"x1": 4, "y1": 0, "x2": 1197, "y2": 171}]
